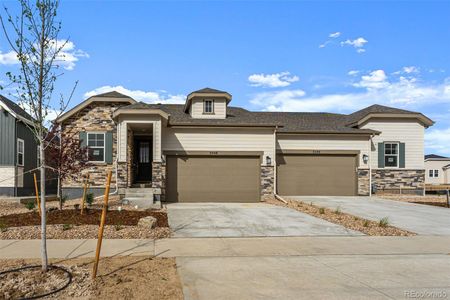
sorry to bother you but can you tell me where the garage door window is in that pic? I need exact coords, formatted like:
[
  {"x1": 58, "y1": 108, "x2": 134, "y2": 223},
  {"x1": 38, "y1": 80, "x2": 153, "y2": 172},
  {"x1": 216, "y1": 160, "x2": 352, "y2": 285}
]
[{"x1": 384, "y1": 143, "x2": 399, "y2": 167}]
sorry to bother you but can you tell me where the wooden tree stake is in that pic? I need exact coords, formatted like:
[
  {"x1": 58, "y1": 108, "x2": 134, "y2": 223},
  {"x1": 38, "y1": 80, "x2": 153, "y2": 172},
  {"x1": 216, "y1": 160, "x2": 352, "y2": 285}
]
[
  {"x1": 92, "y1": 170, "x2": 112, "y2": 279},
  {"x1": 33, "y1": 173, "x2": 41, "y2": 216},
  {"x1": 81, "y1": 173, "x2": 90, "y2": 215}
]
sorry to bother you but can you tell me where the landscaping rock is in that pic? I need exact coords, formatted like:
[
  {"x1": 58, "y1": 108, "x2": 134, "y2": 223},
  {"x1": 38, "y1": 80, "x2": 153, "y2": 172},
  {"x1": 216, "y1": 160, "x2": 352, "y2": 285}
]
[{"x1": 138, "y1": 216, "x2": 157, "y2": 229}]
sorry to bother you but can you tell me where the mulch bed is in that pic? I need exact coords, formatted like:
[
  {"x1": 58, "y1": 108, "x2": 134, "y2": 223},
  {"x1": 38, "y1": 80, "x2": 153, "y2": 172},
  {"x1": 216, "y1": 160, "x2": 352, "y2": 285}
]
[
  {"x1": 412, "y1": 201, "x2": 449, "y2": 208},
  {"x1": 267, "y1": 198, "x2": 415, "y2": 236},
  {"x1": 0, "y1": 209, "x2": 169, "y2": 228}
]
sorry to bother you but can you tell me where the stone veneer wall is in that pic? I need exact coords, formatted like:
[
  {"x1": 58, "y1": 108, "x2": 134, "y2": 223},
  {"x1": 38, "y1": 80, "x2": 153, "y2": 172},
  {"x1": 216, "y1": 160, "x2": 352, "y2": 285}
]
[
  {"x1": 152, "y1": 161, "x2": 166, "y2": 200},
  {"x1": 357, "y1": 169, "x2": 370, "y2": 196},
  {"x1": 61, "y1": 101, "x2": 131, "y2": 188},
  {"x1": 372, "y1": 169, "x2": 425, "y2": 194},
  {"x1": 261, "y1": 166, "x2": 274, "y2": 200}
]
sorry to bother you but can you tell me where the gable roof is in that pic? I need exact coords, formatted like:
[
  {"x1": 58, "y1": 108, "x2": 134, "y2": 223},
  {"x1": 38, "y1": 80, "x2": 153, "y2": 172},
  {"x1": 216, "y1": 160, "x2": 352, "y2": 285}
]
[
  {"x1": 346, "y1": 104, "x2": 434, "y2": 127},
  {"x1": 190, "y1": 87, "x2": 228, "y2": 94},
  {"x1": 56, "y1": 91, "x2": 136, "y2": 123},
  {"x1": 425, "y1": 154, "x2": 450, "y2": 160},
  {"x1": 0, "y1": 95, "x2": 34, "y2": 121}
]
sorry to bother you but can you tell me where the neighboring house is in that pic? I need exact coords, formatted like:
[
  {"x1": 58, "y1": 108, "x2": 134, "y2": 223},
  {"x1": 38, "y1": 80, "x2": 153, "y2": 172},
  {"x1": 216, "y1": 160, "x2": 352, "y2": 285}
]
[
  {"x1": 55, "y1": 88, "x2": 434, "y2": 202},
  {"x1": 424, "y1": 154, "x2": 450, "y2": 185},
  {"x1": 0, "y1": 96, "x2": 41, "y2": 196}
]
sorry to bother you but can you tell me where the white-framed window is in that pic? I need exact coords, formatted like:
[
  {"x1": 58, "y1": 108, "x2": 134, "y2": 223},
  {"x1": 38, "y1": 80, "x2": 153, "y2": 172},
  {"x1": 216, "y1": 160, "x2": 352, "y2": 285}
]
[
  {"x1": 87, "y1": 132, "x2": 105, "y2": 162},
  {"x1": 203, "y1": 99, "x2": 214, "y2": 113},
  {"x1": 17, "y1": 138, "x2": 24, "y2": 166},
  {"x1": 428, "y1": 169, "x2": 440, "y2": 178},
  {"x1": 384, "y1": 142, "x2": 399, "y2": 168}
]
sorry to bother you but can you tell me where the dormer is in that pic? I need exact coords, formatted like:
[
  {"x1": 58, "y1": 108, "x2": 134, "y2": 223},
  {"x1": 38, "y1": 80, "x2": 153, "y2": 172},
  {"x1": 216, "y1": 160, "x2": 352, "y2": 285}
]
[{"x1": 184, "y1": 88, "x2": 232, "y2": 119}]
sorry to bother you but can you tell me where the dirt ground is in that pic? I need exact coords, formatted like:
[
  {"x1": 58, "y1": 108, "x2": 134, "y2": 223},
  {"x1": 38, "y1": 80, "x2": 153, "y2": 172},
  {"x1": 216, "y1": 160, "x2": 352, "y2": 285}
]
[
  {"x1": 267, "y1": 198, "x2": 415, "y2": 236},
  {"x1": 380, "y1": 194, "x2": 450, "y2": 208},
  {"x1": 0, "y1": 196, "x2": 171, "y2": 240},
  {"x1": 0, "y1": 256, "x2": 183, "y2": 300}
]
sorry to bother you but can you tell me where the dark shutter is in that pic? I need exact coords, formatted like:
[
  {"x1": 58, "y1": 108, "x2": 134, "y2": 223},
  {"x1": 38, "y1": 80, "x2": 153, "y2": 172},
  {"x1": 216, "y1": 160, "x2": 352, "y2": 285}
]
[
  {"x1": 378, "y1": 143, "x2": 385, "y2": 168},
  {"x1": 79, "y1": 132, "x2": 86, "y2": 148},
  {"x1": 399, "y1": 143, "x2": 406, "y2": 168},
  {"x1": 105, "y1": 131, "x2": 113, "y2": 164}
]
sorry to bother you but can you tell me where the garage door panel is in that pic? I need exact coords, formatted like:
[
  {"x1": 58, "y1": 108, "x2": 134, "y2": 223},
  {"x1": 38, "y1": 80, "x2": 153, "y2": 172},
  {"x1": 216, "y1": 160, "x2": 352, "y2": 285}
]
[
  {"x1": 166, "y1": 156, "x2": 260, "y2": 202},
  {"x1": 277, "y1": 154, "x2": 357, "y2": 196}
]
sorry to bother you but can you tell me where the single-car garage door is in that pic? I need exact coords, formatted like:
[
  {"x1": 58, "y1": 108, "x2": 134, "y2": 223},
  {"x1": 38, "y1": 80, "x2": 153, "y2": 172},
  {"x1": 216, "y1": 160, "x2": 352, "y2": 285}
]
[
  {"x1": 277, "y1": 154, "x2": 357, "y2": 196},
  {"x1": 166, "y1": 155, "x2": 260, "y2": 202}
]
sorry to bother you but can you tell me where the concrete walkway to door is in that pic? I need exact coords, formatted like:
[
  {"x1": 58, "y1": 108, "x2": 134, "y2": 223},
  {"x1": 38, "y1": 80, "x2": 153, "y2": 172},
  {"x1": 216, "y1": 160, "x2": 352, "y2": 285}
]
[
  {"x1": 288, "y1": 196, "x2": 450, "y2": 235},
  {"x1": 167, "y1": 203, "x2": 362, "y2": 238}
]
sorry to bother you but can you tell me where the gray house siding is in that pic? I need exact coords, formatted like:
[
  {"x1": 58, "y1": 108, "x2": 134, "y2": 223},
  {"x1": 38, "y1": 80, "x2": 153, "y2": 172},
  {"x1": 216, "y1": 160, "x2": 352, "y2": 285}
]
[
  {"x1": 0, "y1": 110, "x2": 15, "y2": 165},
  {"x1": 16, "y1": 121, "x2": 38, "y2": 196}
]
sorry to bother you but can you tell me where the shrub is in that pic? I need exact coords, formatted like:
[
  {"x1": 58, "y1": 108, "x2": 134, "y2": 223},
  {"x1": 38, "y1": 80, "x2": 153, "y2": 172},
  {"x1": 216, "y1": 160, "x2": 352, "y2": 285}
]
[
  {"x1": 379, "y1": 217, "x2": 390, "y2": 228},
  {"x1": 363, "y1": 220, "x2": 370, "y2": 227},
  {"x1": 25, "y1": 201, "x2": 36, "y2": 210},
  {"x1": 86, "y1": 193, "x2": 95, "y2": 206},
  {"x1": 354, "y1": 216, "x2": 359, "y2": 221},
  {"x1": 62, "y1": 224, "x2": 73, "y2": 231},
  {"x1": 61, "y1": 194, "x2": 68, "y2": 205},
  {"x1": 319, "y1": 207, "x2": 325, "y2": 214},
  {"x1": 114, "y1": 223, "x2": 123, "y2": 231},
  {"x1": 334, "y1": 206, "x2": 341, "y2": 215},
  {"x1": 0, "y1": 220, "x2": 7, "y2": 232}
]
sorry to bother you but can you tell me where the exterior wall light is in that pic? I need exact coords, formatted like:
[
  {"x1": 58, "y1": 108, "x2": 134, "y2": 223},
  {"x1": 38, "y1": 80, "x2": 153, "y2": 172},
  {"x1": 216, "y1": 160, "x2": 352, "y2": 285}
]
[
  {"x1": 266, "y1": 156, "x2": 272, "y2": 165},
  {"x1": 363, "y1": 154, "x2": 369, "y2": 164}
]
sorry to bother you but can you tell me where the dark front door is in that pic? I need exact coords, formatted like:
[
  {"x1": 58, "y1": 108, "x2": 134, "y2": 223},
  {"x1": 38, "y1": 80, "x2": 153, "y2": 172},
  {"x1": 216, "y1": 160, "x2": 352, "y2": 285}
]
[{"x1": 134, "y1": 138, "x2": 152, "y2": 182}]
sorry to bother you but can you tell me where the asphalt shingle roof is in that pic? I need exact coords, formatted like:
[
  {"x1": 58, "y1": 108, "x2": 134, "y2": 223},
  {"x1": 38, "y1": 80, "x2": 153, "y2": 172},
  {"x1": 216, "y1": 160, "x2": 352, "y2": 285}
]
[
  {"x1": 0, "y1": 95, "x2": 33, "y2": 121},
  {"x1": 118, "y1": 102, "x2": 379, "y2": 134},
  {"x1": 94, "y1": 91, "x2": 132, "y2": 98},
  {"x1": 346, "y1": 104, "x2": 420, "y2": 125},
  {"x1": 425, "y1": 154, "x2": 449, "y2": 160}
]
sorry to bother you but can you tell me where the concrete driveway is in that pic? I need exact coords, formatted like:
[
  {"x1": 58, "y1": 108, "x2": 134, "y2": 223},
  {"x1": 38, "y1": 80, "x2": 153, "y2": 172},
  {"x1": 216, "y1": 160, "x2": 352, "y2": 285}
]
[
  {"x1": 167, "y1": 203, "x2": 362, "y2": 238},
  {"x1": 289, "y1": 196, "x2": 450, "y2": 235}
]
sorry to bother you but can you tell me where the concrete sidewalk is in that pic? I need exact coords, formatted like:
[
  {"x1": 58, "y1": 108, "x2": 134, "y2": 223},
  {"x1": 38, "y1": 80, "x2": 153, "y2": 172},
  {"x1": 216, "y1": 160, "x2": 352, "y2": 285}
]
[{"x1": 1, "y1": 236, "x2": 450, "y2": 259}]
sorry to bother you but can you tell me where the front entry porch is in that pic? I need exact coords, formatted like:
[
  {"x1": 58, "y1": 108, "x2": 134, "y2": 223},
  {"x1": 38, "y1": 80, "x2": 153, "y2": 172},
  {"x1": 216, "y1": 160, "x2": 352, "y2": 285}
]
[{"x1": 113, "y1": 108, "x2": 168, "y2": 208}]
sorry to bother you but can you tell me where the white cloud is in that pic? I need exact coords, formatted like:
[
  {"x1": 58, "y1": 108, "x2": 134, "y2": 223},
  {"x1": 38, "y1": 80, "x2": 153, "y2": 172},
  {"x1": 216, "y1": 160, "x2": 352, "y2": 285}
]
[
  {"x1": 250, "y1": 70, "x2": 450, "y2": 112},
  {"x1": 0, "y1": 51, "x2": 18, "y2": 65},
  {"x1": 348, "y1": 70, "x2": 360, "y2": 76},
  {"x1": 425, "y1": 127, "x2": 450, "y2": 155},
  {"x1": 84, "y1": 85, "x2": 186, "y2": 104},
  {"x1": 0, "y1": 39, "x2": 88, "y2": 70},
  {"x1": 353, "y1": 70, "x2": 389, "y2": 90},
  {"x1": 53, "y1": 40, "x2": 89, "y2": 70},
  {"x1": 329, "y1": 32, "x2": 341, "y2": 38},
  {"x1": 248, "y1": 72, "x2": 299, "y2": 88},
  {"x1": 341, "y1": 37, "x2": 368, "y2": 53},
  {"x1": 403, "y1": 66, "x2": 419, "y2": 74}
]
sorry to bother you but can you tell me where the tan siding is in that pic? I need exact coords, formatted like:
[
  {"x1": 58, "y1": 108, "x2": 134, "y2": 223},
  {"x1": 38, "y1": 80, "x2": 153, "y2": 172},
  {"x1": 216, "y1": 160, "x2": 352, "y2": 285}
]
[
  {"x1": 425, "y1": 160, "x2": 450, "y2": 184},
  {"x1": 361, "y1": 119, "x2": 425, "y2": 169},
  {"x1": 162, "y1": 127, "x2": 274, "y2": 165},
  {"x1": 189, "y1": 99, "x2": 227, "y2": 119},
  {"x1": 276, "y1": 134, "x2": 370, "y2": 167},
  {"x1": 117, "y1": 114, "x2": 162, "y2": 162}
]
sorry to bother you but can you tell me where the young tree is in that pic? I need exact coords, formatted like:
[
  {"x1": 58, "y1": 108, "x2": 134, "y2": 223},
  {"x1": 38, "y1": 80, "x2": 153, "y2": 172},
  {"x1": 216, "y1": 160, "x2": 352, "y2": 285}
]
[
  {"x1": 0, "y1": 0, "x2": 76, "y2": 271},
  {"x1": 46, "y1": 123, "x2": 88, "y2": 210}
]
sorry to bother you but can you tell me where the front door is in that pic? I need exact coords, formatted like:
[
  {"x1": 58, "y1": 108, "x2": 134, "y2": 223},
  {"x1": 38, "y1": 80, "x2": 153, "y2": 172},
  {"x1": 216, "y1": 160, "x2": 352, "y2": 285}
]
[{"x1": 134, "y1": 137, "x2": 152, "y2": 182}]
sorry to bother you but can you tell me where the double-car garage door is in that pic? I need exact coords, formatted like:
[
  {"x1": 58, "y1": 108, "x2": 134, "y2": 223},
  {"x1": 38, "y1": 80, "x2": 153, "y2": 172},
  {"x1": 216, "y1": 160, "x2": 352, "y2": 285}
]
[
  {"x1": 166, "y1": 155, "x2": 261, "y2": 203},
  {"x1": 277, "y1": 154, "x2": 358, "y2": 196}
]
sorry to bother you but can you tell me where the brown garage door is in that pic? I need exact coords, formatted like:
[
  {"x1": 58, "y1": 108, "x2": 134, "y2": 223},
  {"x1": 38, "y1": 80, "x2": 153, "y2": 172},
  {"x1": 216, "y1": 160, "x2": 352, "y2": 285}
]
[
  {"x1": 277, "y1": 154, "x2": 357, "y2": 196},
  {"x1": 166, "y1": 156, "x2": 260, "y2": 203}
]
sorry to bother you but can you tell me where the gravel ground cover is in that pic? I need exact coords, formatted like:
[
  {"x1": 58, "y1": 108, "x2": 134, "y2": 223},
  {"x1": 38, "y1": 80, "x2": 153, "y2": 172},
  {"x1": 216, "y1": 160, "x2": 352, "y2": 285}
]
[
  {"x1": 380, "y1": 194, "x2": 449, "y2": 208},
  {"x1": 0, "y1": 256, "x2": 183, "y2": 299},
  {"x1": 266, "y1": 198, "x2": 415, "y2": 236},
  {"x1": 0, "y1": 195, "x2": 171, "y2": 239}
]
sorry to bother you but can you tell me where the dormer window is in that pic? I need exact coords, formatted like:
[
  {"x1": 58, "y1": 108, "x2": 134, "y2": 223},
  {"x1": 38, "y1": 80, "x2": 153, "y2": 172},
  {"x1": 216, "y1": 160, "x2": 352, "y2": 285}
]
[{"x1": 203, "y1": 100, "x2": 214, "y2": 114}]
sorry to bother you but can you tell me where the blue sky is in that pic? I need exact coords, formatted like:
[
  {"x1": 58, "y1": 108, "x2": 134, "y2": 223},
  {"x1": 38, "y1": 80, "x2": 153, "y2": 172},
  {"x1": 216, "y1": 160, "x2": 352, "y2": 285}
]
[{"x1": 1, "y1": 1, "x2": 450, "y2": 155}]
